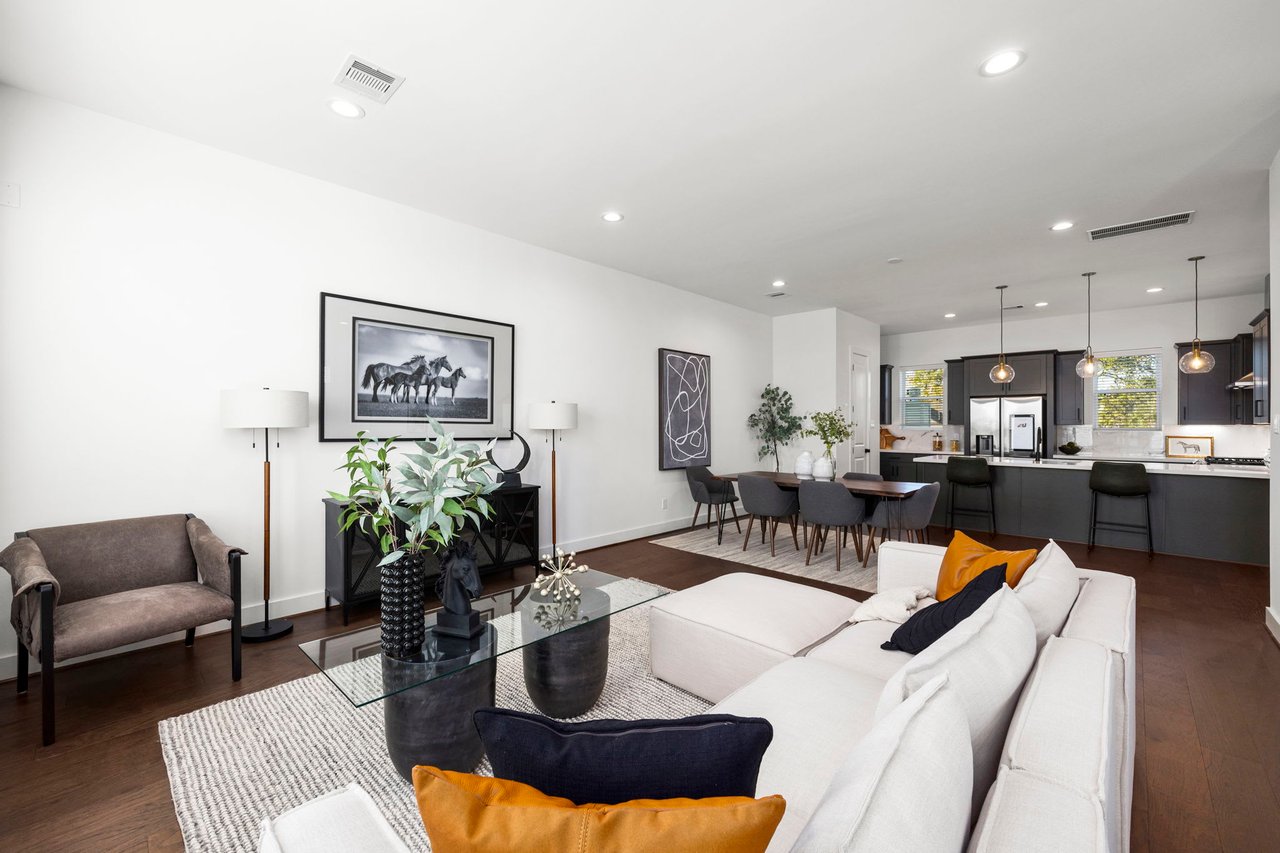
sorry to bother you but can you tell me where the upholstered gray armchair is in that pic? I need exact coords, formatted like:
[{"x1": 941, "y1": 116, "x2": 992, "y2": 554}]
[
  {"x1": 683, "y1": 465, "x2": 741, "y2": 533},
  {"x1": 1, "y1": 513, "x2": 244, "y2": 745}
]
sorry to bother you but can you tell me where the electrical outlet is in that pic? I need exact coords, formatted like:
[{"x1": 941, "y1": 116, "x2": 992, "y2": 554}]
[
  {"x1": 660, "y1": 498, "x2": 668, "y2": 510},
  {"x1": 0, "y1": 183, "x2": 18, "y2": 208}
]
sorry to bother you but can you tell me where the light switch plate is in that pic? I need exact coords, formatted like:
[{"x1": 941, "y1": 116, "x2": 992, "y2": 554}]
[{"x1": 0, "y1": 183, "x2": 18, "y2": 208}]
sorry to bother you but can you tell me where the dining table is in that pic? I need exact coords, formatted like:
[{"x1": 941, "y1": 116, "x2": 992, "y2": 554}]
[{"x1": 714, "y1": 471, "x2": 931, "y2": 547}]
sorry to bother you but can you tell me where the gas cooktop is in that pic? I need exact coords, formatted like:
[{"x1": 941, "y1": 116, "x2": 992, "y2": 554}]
[{"x1": 1203, "y1": 456, "x2": 1266, "y2": 466}]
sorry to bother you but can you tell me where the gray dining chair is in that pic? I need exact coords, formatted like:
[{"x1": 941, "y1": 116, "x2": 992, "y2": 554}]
[
  {"x1": 843, "y1": 470, "x2": 885, "y2": 516},
  {"x1": 799, "y1": 481, "x2": 868, "y2": 571},
  {"x1": 864, "y1": 481, "x2": 941, "y2": 565},
  {"x1": 683, "y1": 466, "x2": 741, "y2": 533},
  {"x1": 737, "y1": 475, "x2": 801, "y2": 557}
]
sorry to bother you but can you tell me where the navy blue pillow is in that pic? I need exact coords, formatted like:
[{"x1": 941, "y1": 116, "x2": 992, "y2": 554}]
[
  {"x1": 473, "y1": 708, "x2": 773, "y2": 804},
  {"x1": 881, "y1": 562, "x2": 1007, "y2": 654}
]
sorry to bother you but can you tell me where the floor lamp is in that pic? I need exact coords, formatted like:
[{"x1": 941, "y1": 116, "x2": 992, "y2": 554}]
[
  {"x1": 528, "y1": 401, "x2": 578, "y2": 553},
  {"x1": 221, "y1": 387, "x2": 310, "y2": 642}
]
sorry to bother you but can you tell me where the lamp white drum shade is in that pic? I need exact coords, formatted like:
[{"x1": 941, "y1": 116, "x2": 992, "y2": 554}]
[
  {"x1": 528, "y1": 402, "x2": 578, "y2": 431},
  {"x1": 221, "y1": 388, "x2": 310, "y2": 429}
]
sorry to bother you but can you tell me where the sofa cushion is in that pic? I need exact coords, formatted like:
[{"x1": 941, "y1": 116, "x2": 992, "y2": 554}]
[
  {"x1": 1061, "y1": 569, "x2": 1136, "y2": 654},
  {"x1": 882, "y1": 563, "x2": 1006, "y2": 654},
  {"x1": 259, "y1": 783, "x2": 410, "y2": 853},
  {"x1": 411, "y1": 766, "x2": 786, "y2": 853},
  {"x1": 935, "y1": 532, "x2": 1037, "y2": 600},
  {"x1": 474, "y1": 708, "x2": 773, "y2": 804},
  {"x1": 1013, "y1": 540, "x2": 1081, "y2": 648},
  {"x1": 713, "y1": 657, "x2": 887, "y2": 853},
  {"x1": 1000, "y1": 636, "x2": 1120, "y2": 853},
  {"x1": 650, "y1": 573, "x2": 858, "y2": 702},
  {"x1": 791, "y1": 674, "x2": 973, "y2": 853},
  {"x1": 967, "y1": 767, "x2": 1108, "y2": 853},
  {"x1": 805, "y1": 621, "x2": 913, "y2": 682},
  {"x1": 876, "y1": 586, "x2": 1036, "y2": 820},
  {"x1": 49, "y1": 581, "x2": 233, "y2": 661}
]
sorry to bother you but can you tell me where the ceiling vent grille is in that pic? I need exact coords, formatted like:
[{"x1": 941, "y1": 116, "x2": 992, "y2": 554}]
[
  {"x1": 1088, "y1": 211, "x2": 1194, "y2": 241},
  {"x1": 333, "y1": 55, "x2": 404, "y2": 104}
]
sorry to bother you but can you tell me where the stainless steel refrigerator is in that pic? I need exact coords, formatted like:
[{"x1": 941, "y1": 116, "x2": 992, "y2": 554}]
[{"x1": 969, "y1": 396, "x2": 1045, "y2": 457}]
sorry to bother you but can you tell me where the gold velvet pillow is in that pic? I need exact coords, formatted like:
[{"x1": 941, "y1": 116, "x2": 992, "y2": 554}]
[
  {"x1": 935, "y1": 531, "x2": 1037, "y2": 601},
  {"x1": 412, "y1": 766, "x2": 785, "y2": 853}
]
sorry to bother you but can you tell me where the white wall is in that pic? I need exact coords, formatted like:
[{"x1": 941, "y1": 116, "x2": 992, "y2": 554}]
[
  {"x1": 0, "y1": 86, "x2": 773, "y2": 675},
  {"x1": 1270, "y1": 147, "x2": 1280, "y2": 645}
]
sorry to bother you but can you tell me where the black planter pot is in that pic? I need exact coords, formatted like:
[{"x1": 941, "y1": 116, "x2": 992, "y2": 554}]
[{"x1": 380, "y1": 553, "x2": 426, "y2": 660}]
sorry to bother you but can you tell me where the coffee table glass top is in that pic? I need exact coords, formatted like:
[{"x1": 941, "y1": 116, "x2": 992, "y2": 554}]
[{"x1": 299, "y1": 569, "x2": 666, "y2": 707}]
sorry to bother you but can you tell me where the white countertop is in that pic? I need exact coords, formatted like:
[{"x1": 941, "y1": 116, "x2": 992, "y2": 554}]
[{"x1": 910, "y1": 454, "x2": 1270, "y2": 479}]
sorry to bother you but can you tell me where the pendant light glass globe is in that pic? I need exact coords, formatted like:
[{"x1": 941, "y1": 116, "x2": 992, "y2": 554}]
[
  {"x1": 1178, "y1": 341, "x2": 1216, "y2": 374},
  {"x1": 1076, "y1": 272, "x2": 1099, "y2": 380},
  {"x1": 1076, "y1": 349, "x2": 1098, "y2": 378},
  {"x1": 990, "y1": 361, "x2": 1015, "y2": 383}
]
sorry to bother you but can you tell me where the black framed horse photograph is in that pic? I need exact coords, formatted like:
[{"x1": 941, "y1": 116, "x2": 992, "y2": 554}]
[{"x1": 319, "y1": 292, "x2": 515, "y2": 441}]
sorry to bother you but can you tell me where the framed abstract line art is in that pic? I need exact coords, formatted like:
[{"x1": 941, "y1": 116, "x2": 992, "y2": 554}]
[
  {"x1": 319, "y1": 292, "x2": 515, "y2": 441},
  {"x1": 658, "y1": 348, "x2": 711, "y2": 470}
]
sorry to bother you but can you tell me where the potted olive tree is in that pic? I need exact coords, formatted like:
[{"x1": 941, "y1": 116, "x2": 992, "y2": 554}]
[
  {"x1": 746, "y1": 384, "x2": 805, "y2": 472},
  {"x1": 329, "y1": 419, "x2": 500, "y2": 660}
]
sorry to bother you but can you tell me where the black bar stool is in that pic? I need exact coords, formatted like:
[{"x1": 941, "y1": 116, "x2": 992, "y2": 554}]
[
  {"x1": 946, "y1": 456, "x2": 995, "y2": 533},
  {"x1": 1088, "y1": 461, "x2": 1153, "y2": 555}
]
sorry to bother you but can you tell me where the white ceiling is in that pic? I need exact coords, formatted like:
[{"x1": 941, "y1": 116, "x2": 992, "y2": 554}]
[{"x1": 2, "y1": 0, "x2": 1278, "y2": 334}]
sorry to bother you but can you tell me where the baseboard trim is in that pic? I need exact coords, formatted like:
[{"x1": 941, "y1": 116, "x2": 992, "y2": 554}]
[{"x1": 1266, "y1": 606, "x2": 1280, "y2": 648}]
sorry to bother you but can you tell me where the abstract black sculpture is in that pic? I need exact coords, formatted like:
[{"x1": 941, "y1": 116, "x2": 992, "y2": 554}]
[
  {"x1": 433, "y1": 538, "x2": 485, "y2": 638},
  {"x1": 486, "y1": 431, "x2": 532, "y2": 488}
]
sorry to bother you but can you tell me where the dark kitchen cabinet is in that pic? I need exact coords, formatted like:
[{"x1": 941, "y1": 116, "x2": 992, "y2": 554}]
[
  {"x1": 1252, "y1": 310, "x2": 1269, "y2": 424},
  {"x1": 1055, "y1": 351, "x2": 1086, "y2": 425},
  {"x1": 880, "y1": 364, "x2": 894, "y2": 425},
  {"x1": 945, "y1": 359, "x2": 965, "y2": 425},
  {"x1": 964, "y1": 353, "x2": 1050, "y2": 397},
  {"x1": 965, "y1": 357, "x2": 994, "y2": 394},
  {"x1": 881, "y1": 452, "x2": 916, "y2": 482},
  {"x1": 1229, "y1": 332, "x2": 1254, "y2": 424},
  {"x1": 1175, "y1": 340, "x2": 1233, "y2": 425}
]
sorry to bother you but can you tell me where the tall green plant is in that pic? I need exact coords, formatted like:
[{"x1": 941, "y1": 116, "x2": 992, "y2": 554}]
[
  {"x1": 746, "y1": 384, "x2": 805, "y2": 472},
  {"x1": 804, "y1": 407, "x2": 855, "y2": 460},
  {"x1": 328, "y1": 419, "x2": 501, "y2": 565}
]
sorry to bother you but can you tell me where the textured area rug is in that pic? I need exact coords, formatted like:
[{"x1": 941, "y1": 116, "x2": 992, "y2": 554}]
[
  {"x1": 652, "y1": 525, "x2": 879, "y2": 593},
  {"x1": 160, "y1": 581, "x2": 709, "y2": 853}
]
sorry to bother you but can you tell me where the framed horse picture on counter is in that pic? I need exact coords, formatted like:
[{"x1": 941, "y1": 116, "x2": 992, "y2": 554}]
[{"x1": 319, "y1": 292, "x2": 515, "y2": 441}]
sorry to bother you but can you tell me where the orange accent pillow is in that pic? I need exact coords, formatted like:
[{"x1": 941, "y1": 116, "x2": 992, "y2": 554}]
[
  {"x1": 412, "y1": 765, "x2": 785, "y2": 853},
  {"x1": 935, "y1": 531, "x2": 1038, "y2": 600}
]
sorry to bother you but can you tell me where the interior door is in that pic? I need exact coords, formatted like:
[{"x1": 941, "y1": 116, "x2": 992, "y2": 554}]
[{"x1": 849, "y1": 349, "x2": 871, "y2": 473}]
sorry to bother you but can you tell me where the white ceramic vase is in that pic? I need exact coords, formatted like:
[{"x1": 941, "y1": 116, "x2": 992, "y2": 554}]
[
  {"x1": 812, "y1": 454, "x2": 835, "y2": 480},
  {"x1": 793, "y1": 451, "x2": 814, "y2": 478}
]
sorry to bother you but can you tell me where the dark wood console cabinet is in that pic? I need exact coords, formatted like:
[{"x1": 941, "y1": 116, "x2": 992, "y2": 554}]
[{"x1": 323, "y1": 484, "x2": 541, "y2": 624}]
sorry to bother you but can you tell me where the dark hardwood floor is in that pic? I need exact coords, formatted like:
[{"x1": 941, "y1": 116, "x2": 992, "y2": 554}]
[{"x1": 1, "y1": 526, "x2": 1277, "y2": 852}]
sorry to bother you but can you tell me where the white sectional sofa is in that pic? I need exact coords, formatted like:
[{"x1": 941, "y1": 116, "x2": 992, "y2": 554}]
[{"x1": 648, "y1": 540, "x2": 1136, "y2": 853}]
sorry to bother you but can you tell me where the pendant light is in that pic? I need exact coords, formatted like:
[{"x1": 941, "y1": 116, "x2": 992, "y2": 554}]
[
  {"x1": 1076, "y1": 272, "x2": 1099, "y2": 378},
  {"x1": 989, "y1": 285, "x2": 1015, "y2": 384},
  {"x1": 1177, "y1": 255, "x2": 1216, "y2": 374}
]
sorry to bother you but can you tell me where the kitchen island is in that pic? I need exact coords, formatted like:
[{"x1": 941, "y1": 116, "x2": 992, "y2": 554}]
[{"x1": 897, "y1": 455, "x2": 1268, "y2": 564}]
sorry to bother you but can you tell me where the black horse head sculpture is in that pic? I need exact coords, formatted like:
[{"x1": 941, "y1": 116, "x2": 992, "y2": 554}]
[{"x1": 436, "y1": 538, "x2": 482, "y2": 616}]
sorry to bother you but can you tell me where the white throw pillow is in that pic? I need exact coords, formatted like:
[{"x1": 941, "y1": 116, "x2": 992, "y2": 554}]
[
  {"x1": 791, "y1": 674, "x2": 972, "y2": 853},
  {"x1": 849, "y1": 586, "x2": 934, "y2": 624},
  {"x1": 258, "y1": 783, "x2": 410, "y2": 853},
  {"x1": 1015, "y1": 540, "x2": 1081, "y2": 648},
  {"x1": 875, "y1": 586, "x2": 1037, "y2": 821}
]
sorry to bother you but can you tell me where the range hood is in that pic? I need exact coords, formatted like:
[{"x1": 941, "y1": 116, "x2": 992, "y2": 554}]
[{"x1": 1227, "y1": 371, "x2": 1255, "y2": 390}]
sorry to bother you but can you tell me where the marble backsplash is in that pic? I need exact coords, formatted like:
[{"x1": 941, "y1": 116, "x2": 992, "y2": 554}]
[
  {"x1": 1054, "y1": 424, "x2": 1270, "y2": 458},
  {"x1": 883, "y1": 424, "x2": 965, "y2": 452}
]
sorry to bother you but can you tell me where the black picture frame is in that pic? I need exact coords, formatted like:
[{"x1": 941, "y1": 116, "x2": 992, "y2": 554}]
[
  {"x1": 319, "y1": 292, "x2": 515, "y2": 441},
  {"x1": 657, "y1": 348, "x2": 711, "y2": 470}
]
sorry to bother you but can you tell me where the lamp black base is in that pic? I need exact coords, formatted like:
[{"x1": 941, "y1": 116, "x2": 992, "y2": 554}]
[{"x1": 241, "y1": 618, "x2": 294, "y2": 643}]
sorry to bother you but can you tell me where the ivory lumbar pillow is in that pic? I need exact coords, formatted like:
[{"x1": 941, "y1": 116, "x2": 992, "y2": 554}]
[{"x1": 849, "y1": 586, "x2": 934, "y2": 624}]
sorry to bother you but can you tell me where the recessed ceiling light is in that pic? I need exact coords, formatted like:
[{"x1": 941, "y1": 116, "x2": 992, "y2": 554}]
[
  {"x1": 887, "y1": 257, "x2": 903, "y2": 264},
  {"x1": 1050, "y1": 221, "x2": 1074, "y2": 231},
  {"x1": 772, "y1": 279, "x2": 786, "y2": 288},
  {"x1": 1035, "y1": 301, "x2": 1049, "y2": 307},
  {"x1": 327, "y1": 98, "x2": 365, "y2": 119},
  {"x1": 601, "y1": 211, "x2": 624, "y2": 223},
  {"x1": 944, "y1": 313, "x2": 956, "y2": 319},
  {"x1": 980, "y1": 49, "x2": 1026, "y2": 77},
  {"x1": 1146, "y1": 287, "x2": 1164, "y2": 293}
]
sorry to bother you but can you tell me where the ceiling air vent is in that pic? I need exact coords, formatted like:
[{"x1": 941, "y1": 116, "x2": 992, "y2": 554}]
[
  {"x1": 333, "y1": 55, "x2": 405, "y2": 104},
  {"x1": 1088, "y1": 211, "x2": 1194, "y2": 241}
]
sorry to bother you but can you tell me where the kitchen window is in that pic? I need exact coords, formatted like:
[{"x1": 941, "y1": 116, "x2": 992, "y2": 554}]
[
  {"x1": 1094, "y1": 352, "x2": 1161, "y2": 429},
  {"x1": 900, "y1": 366, "x2": 945, "y2": 426}
]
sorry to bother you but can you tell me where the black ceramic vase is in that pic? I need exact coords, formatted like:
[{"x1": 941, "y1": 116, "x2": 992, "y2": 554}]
[{"x1": 380, "y1": 553, "x2": 426, "y2": 660}]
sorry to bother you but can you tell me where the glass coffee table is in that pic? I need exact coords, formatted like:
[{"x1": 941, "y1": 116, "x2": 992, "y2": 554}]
[{"x1": 300, "y1": 569, "x2": 666, "y2": 780}]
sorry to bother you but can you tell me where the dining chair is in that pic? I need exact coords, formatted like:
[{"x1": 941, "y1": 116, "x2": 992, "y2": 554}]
[
  {"x1": 737, "y1": 475, "x2": 801, "y2": 557},
  {"x1": 683, "y1": 466, "x2": 741, "y2": 534},
  {"x1": 799, "y1": 481, "x2": 868, "y2": 571},
  {"x1": 864, "y1": 481, "x2": 941, "y2": 565}
]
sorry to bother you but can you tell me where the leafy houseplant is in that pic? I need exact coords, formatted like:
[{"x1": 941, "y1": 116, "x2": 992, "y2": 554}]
[
  {"x1": 804, "y1": 407, "x2": 856, "y2": 462},
  {"x1": 329, "y1": 419, "x2": 500, "y2": 659},
  {"x1": 746, "y1": 385, "x2": 805, "y2": 472}
]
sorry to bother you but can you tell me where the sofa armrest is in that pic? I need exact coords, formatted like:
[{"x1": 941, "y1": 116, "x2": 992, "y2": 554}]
[
  {"x1": 876, "y1": 541, "x2": 945, "y2": 593},
  {"x1": 186, "y1": 517, "x2": 245, "y2": 599},
  {"x1": 1, "y1": 536, "x2": 61, "y2": 656}
]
